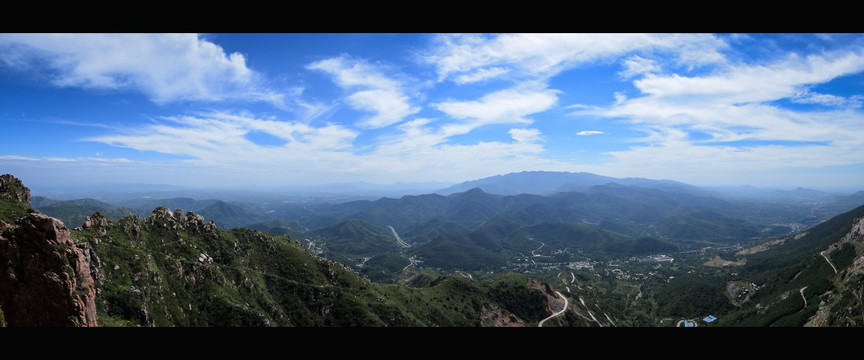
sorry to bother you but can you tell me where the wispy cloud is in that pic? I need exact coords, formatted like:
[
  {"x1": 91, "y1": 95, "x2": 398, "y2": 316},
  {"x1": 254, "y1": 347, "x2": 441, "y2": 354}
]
[
  {"x1": 618, "y1": 56, "x2": 660, "y2": 79},
  {"x1": 792, "y1": 90, "x2": 863, "y2": 108},
  {"x1": 0, "y1": 33, "x2": 285, "y2": 106},
  {"x1": 434, "y1": 86, "x2": 558, "y2": 136},
  {"x1": 44, "y1": 157, "x2": 77, "y2": 162},
  {"x1": 80, "y1": 109, "x2": 573, "y2": 185},
  {"x1": 422, "y1": 33, "x2": 728, "y2": 83},
  {"x1": 454, "y1": 67, "x2": 510, "y2": 84},
  {"x1": 509, "y1": 128, "x2": 543, "y2": 143},
  {"x1": 0, "y1": 155, "x2": 39, "y2": 161},
  {"x1": 306, "y1": 55, "x2": 419, "y2": 129},
  {"x1": 576, "y1": 130, "x2": 604, "y2": 136},
  {"x1": 0, "y1": 155, "x2": 132, "y2": 163}
]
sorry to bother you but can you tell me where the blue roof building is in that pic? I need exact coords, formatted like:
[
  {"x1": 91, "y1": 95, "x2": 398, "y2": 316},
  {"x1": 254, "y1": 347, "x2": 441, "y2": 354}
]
[{"x1": 703, "y1": 315, "x2": 717, "y2": 323}]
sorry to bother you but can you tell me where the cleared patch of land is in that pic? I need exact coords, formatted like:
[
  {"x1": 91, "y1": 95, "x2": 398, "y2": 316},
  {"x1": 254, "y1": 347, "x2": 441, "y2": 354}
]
[
  {"x1": 737, "y1": 232, "x2": 807, "y2": 255},
  {"x1": 704, "y1": 255, "x2": 746, "y2": 267}
]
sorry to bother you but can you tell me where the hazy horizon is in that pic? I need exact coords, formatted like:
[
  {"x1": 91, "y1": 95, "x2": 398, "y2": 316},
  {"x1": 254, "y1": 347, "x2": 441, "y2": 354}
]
[
  {"x1": 17, "y1": 170, "x2": 864, "y2": 202},
  {"x1": 3, "y1": 34, "x2": 864, "y2": 191}
]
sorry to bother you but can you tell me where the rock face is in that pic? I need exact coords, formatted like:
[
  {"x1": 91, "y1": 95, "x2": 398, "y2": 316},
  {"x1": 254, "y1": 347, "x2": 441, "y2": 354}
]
[
  {"x1": 480, "y1": 303, "x2": 525, "y2": 327},
  {"x1": 0, "y1": 174, "x2": 97, "y2": 327},
  {"x1": 0, "y1": 174, "x2": 32, "y2": 206}
]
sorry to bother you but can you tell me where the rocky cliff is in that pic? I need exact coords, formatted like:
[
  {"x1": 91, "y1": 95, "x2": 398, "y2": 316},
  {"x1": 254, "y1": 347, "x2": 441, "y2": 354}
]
[{"x1": 0, "y1": 174, "x2": 97, "y2": 327}]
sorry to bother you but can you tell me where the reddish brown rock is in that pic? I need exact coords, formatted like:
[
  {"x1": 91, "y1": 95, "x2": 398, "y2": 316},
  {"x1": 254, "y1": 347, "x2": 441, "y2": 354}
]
[{"x1": 0, "y1": 213, "x2": 97, "y2": 327}]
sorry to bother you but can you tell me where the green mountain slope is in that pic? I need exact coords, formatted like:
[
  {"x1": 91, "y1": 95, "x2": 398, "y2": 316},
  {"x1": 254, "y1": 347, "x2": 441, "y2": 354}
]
[
  {"x1": 197, "y1": 200, "x2": 258, "y2": 229},
  {"x1": 658, "y1": 207, "x2": 761, "y2": 241},
  {"x1": 34, "y1": 198, "x2": 137, "y2": 229},
  {"x1": 715, "y1": 203, "x2": 864, "y2": 326},
  {"x1": 72, "y1": 208, "x2": 569, "y2": 326},
  {"x1": 308, "y1": 219, "x2": 400, "y2": 264},
  {"x1": 246, "y1": 219, "x2": 308, "y2": 239}
]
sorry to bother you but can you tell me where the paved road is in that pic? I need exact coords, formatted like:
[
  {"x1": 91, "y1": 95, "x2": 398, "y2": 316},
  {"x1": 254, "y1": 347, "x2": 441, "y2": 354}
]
[
  {"x1": 531, "y1": 242, "x2": 545, "y2": 257},
  {"x1": 388, "y1": 225, "x2": 410, "y2": 248},
  {"x1": 820, "y1": 251, "x2": 838, "y2": 273},
  {"x1": 538, "y1": 291, "x2": 568, "y2": 327},
  {"x1": 800, "y1": 286, "x2": 808, "y2": 307}
]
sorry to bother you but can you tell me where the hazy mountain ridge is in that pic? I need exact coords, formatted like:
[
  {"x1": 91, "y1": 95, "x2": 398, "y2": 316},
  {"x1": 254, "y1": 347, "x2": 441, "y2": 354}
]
[{"x1": 438, "y1": 171, "x2": 700, "y2": 196}]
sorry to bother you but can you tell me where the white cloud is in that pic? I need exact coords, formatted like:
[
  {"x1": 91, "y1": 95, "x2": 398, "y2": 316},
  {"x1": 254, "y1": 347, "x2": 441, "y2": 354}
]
[
  {"x1": 434, "y1": 87, "x2": 558, "y2": 135},
  {"x1": 578, "y1": 46, "x2": 864, "y2": 186},
  {"x1": 78, "y1": 109, "x2": 577, "y2": 186},
  {"x1": 0, "y1": 33, "x2": 284, "y2": 106},
  {"x1": 619, "y1": 55, "x2": 660, "y2": 79},
  {"x1": 84, "y1": 157, "x2": 133, "y2": 163},
  {"x1": 576, "y1": 130, "x2": 604, "y2": 136},
  {"x1": 0, "y1": 155, "x2": 39, "y2": 161},
  {"x1": 307, "y1": 55, "x2": 419, "y2": 128},
  {"x1": 44, "y1": 157, "x2": 77, "y2": 162},
  {"x1": 509, "y1": 128, "x2": 542, "y2": 143},
  {"x1": 0, "y1": 155, "x2": 133, "y2": 164},
  {"x1": 454, "y1": 67, "x2": 510, "y2": 84},
  {"x1": 567, "y1": 103, "x2": 598, "y2": 110},
  {"x1": 90, "y1": 113, "x2": 359, "y2": 165},
  {"x1": 633, "y1": 50, "x2": 864, "y2": 103},
  {"x1": 792, "y1": 90, "x2": 862, "y2": 108},
  {"x1": 422, "y1": 33, "x2": 728, "y2": 83}
]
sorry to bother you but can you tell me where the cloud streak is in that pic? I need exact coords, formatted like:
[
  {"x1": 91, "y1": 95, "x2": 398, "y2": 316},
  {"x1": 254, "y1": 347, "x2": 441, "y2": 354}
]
[
  {"x1": 80, "y1": 109, "x2": 571, "y2": 186},
  {"x1": 422, "y1": 33, "x2": 728, "y2": 83}
]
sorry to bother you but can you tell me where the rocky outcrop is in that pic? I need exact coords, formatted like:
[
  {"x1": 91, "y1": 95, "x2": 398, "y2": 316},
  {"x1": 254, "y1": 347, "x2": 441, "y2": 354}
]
[
  {"x1": 82, "y1": 212, "x2": 111, "y2": 230},
  {"x1": 0, "y1": 174, "x2": 97, "y2": 327},
  {"x1": 0, "y1": 174, "x2": 31, "y2": 206},
  {"x1": 480, "y1": 303, "x2": 525, "y2": 327},
  {"x1": 0, "y1": 213, "x2": 97, "y2": 326},
  {"x1": 144, "y1": 206, "x2": 217, "y2": 234}
]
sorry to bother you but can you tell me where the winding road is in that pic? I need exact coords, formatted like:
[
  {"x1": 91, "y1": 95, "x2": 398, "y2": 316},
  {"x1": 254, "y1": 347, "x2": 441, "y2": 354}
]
[
  {"x1": 820, "y1": 251, "x2": 838, "y2": 274},
  {"x1": 531, "y1": 241, "x2": 545, "y2": 257},
  {"x1": 538, "y1": 291, "x2": 568, "y2": 327},
  {"x1": 388, "y1": 225, "x2": 410, "y2": 248},
  {"x1": 800, "y1": 286, "x2": 808, "y2": 308}
]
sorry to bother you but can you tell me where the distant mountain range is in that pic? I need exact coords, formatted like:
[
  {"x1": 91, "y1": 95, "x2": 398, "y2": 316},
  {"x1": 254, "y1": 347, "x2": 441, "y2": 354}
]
[
  {"x1": 436, "y1": 171, "x2": 702, "y2": 196},
  {"x1": 30, "y1": 171, "x2": 864, "y2": 276}
]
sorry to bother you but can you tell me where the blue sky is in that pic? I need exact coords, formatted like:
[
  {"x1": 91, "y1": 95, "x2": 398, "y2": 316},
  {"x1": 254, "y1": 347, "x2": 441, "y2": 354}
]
[{"x1": 1, "y1": 33, "x2": 864, "y2": 191}]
